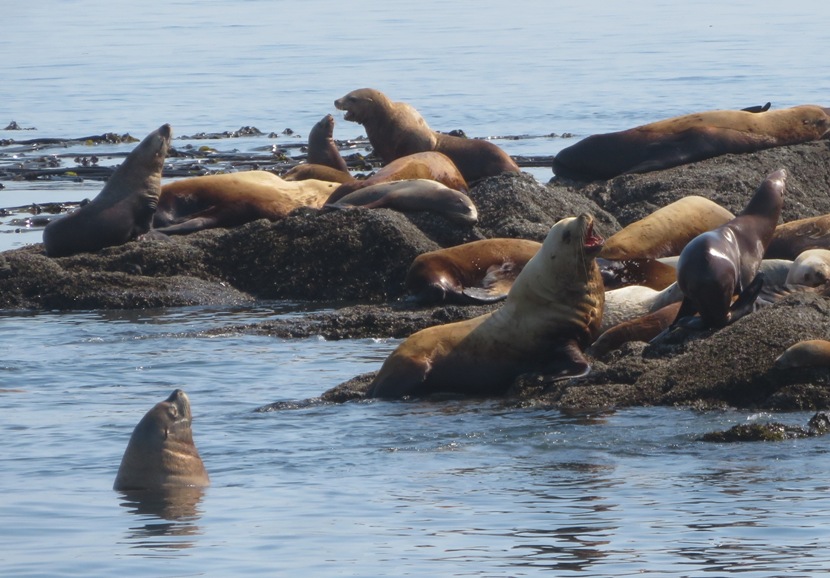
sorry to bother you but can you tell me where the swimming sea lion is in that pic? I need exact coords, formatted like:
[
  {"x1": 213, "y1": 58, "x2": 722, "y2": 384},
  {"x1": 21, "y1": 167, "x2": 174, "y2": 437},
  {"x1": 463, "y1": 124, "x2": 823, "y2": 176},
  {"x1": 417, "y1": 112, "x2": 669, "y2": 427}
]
[
  {"x1": 765, "y1": 214, "x2": 830, "y2": 259},
  {"x1": 775, "y1": 340, "x2": 830, "y2": 369},
  {"x1": 306, "y1": 113, "x2": 350, "y2": 172},
  {"x1": 405, "y1": 238, "x2": 542, "y2": 304},
  {"x1": 282, "y1": 164, "x2": 355, "y2": 184},
  {"x1": 553, "y1": 105, "x2": 830, "y2": 181},
  {"x1": 153, "y1": 170, "x2": 336, "y2": 234},
  {"x1": 672, "y1": 169, "x2": 787, "y2": 329},
  {"x1": 334, "y1": 88, "x2": 520, "y2": 183},
  {"x1": 325, "y1": 178, "x2": 478, "y2": 224},
  {"x1": 114, "y1": 389, "x2": 210, "y2": 491},
  {"x1": 325, "y1": 151, "x2": 468, "y2": 204},
  {"x1": 786, "y1": 249, "x2": 830, "y2": 287},
  {"x1": 600, "y1": 196, "x2": 735, "y2": 260},
  {"x1": 43, "y1": 124, "x2": 171, "y2": 257},
  {"x1": 367, "y1": 213, "x2": 605, "y2": 398}
]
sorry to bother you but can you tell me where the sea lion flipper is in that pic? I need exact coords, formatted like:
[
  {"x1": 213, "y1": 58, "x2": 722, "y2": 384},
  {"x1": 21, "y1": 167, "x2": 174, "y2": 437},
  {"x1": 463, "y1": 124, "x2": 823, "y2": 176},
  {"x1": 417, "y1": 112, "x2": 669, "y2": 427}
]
[
  {"x1": 542, "y1": 340, "x2": 592, "y2": 381},
  {"x1": 729, "y1": 272, "x2": 765, "y2": 323},
  {"x1": 741, "y1": 102, "x2": 772, "y2": 113},
  {"x1": 459, "y1": 286, "x2": 509, "y2": 304},
  {"x1": 153, "y1": 215, "x2": 221, "y2": 235}
]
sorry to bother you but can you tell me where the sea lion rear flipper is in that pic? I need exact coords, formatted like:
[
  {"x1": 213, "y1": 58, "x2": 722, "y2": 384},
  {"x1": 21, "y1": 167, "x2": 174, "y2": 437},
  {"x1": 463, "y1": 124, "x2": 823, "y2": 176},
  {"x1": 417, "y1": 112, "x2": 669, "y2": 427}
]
[
  {"x1": 740, "y1": 102, "x2": 772, "y2": 113},
  {"x1": 153, "y1": 215, "x2": 222, "y2": 235},
  {"x1": 459, "y1": 287, "x2": 509, "y2": 304},
  {"x1": 729, "y1": 272, "x2": 765, "y2": 323},
  {"x1": 542, "y1": 340, "x2": 591, "y2": 381}
]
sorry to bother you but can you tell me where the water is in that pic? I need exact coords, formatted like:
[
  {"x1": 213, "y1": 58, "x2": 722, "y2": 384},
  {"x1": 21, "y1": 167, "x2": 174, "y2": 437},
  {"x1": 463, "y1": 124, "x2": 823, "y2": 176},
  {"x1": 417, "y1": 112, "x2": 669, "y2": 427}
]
[{"x1": 3, "y1": 0, "x2": 830, "y2": 575}]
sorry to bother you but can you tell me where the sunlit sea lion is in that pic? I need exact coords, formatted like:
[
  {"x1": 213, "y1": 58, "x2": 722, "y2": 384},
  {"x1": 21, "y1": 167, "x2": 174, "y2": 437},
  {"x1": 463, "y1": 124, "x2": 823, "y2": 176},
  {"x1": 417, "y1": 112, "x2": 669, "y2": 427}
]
[
  {"x1": 153, "y1": 170, "x2": 336, "y2": 234},
  {"x1": 553, "y1": 105, "x2": 830, "y2": 180},
  {"x1": 367, "y1": 213, "x2": 605, "y2": 398},
  {"x1": 405, "y1": 238, "x2": 542, "y2": 304},
  {"x1": 43, "y1": 124, "x2": 171, "y2": 257},
  {"x1": 588, "y1": 301, "x2": 682, "y2": 357},
  {"x1": 765, "y1": 214, "x2": 830, "y2": 260},
  {"x1": 282, "y1": 163, "x2": 355, "y2": 184},
  {"x1": 306, "y1": 113, "x2": 349, "y2": 172},
  {"x1": 326, "y1": 151, "x2": 468, "y2": 204},
  {"x1": 775, "y1": 340, "x2": 830, "y2": 369},
  {"x1": 672, "y1": 169, "x2": 787, "y2": 329},
  {"x1": 334, "y1": 88, "x2": 520, "y2": 183},
  {"x1": 325, "y1": 178, "x2": 478, "y2": 224},
  {"x1": 785, "y1": 249, "x2": 830, "y2": 287},
  {"x1": 601, "y1": 282, "x2": 684, "y2": 333},
  {"x1": 114, "y1": 389, "x2": 210, "y2": 491}
]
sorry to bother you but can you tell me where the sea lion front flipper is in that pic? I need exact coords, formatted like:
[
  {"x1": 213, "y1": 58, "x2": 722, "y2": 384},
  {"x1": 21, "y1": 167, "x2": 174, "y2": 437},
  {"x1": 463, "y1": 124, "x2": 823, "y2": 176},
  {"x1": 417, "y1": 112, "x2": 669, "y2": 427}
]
[
  {"x1": 740, "y1": 102, "x2": 772, "y2": 113},
  {"x1": 541, "y1": 340, "x2": 592, "y2": 381},
  {"x1": 459, "y1": 262, "x2": 518, "y2": 303},
  {"x1": 729, "y1": 272, "x2": 765, "y2": 323},
  {"x1": 366, "y1": 355, "x2": 429, "y2": 399}
]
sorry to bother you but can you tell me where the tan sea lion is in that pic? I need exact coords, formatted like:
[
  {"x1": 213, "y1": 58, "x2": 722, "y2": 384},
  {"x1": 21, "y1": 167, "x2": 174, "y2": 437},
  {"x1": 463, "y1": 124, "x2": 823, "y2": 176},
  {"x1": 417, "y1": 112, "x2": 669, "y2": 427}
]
[
  {"x1": 367, "y1": 213, "x2": 605, "y2": 398},
  {"x1": 775, "y1": 340, "x2": 830, "y2": 369},
  {"x1": 672, "y1": 169, "x2": 787, "y2": 329},
  {"x1": 600, "y1": 196, "x2": 735, "y2": 260},
  {"x1": 325, "y1": 151, "x2": 468, "y2": 204},
  {"x1": 282, "y1": 163, "x2": 355, "y2": 184},
  {"x1": 553, "y1": 105, "x2": 830, "y2": 180},
  {"x1": 334, "y1": 88, "x2": 520, "y2": 183},
  {"x1": 306, "y1": 113, "x2": 349, "y2": 172},
  {"x1": 588, "y1": 301, "x2": 683, "y2": 357},
  {"x1": 405, "y1": 238, "x2": 543, "y2": 304},
  {"x1": 325, "y1": 178, "x2": 478, "y2": 224},
  {"x1": 153, "y1": 170, "x2": 336, "y2": 234},
  {"x1": 765, "y1": 214, "x2": 830, "y2": 259},
  {"x1": 786, "y1": 249, "x2": 830, "y2": 287},
  {"x1": 114, "y1": 389, "x2": 210, "y2": 491},
  {"x1": 43, "y1": 124, "x2": 171, "y2": 257}
]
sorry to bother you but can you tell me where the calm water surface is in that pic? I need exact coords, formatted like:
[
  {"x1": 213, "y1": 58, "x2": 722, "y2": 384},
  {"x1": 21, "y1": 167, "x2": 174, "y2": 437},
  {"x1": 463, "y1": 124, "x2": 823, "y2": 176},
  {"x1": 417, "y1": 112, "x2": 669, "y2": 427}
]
[{"x1": 3, "y1": 1, "x2": 830, "y2": 576}]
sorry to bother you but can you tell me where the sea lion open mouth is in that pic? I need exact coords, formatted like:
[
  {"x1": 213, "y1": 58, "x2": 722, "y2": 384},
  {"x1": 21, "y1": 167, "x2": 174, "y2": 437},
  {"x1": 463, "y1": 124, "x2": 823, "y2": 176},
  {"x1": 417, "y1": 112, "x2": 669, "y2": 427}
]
[{"x1": 584, "y1": 219, "x2": 604, "y2": 253}]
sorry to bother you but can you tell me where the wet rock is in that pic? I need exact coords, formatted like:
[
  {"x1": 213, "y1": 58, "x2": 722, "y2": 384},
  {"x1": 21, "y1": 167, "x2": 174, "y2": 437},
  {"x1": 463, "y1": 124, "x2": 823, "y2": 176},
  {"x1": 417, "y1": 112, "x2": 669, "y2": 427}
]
[{"x1": 700, "y1": 411, "x2": 830, "y2": 442}]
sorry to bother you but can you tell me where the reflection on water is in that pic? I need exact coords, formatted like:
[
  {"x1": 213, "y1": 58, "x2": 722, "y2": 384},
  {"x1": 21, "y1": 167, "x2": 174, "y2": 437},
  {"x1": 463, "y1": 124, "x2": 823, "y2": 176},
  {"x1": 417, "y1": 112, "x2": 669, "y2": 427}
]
[{"x1": 117, "y1": 487, "x2": 206, "y2": 551}]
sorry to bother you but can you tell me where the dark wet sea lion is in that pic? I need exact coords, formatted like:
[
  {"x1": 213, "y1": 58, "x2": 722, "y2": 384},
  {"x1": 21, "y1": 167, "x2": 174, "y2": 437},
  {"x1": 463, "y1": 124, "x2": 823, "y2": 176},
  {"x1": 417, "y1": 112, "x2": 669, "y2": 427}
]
[
  {"x1": 43, "y1": 124, "x2": 171, "y2": 257},
  {"x1": 405, "y1": 238, "x2": 542, "y2": 304},
  {"x1": 325, "y1": 151, "x2": 468, "y2": 204},
  {"x1": 306, "y1": 113, "x2": 350, "y2": 172},
  {"x1": 367, "y1": 213, "x2": 605, "y2": 398},
  {"x1": 765, "y1": 214, "x2": 830, "y2": 259},
  {"x1": 672, "y1": 169, "x2": 787, "y2": 329},
  {"x1": 114, "y1": 389, "x2": 210, "y2": 491},
  {"x1": 153, "y1": 170, "x2": 336, "y2": 234},
  {"x1": 334, "y1": 88, "x2": 520, "y2": 183},
  {"x1": 325, "y1": 178, "x2": 478, "y2": 224},
  {"x1": 553, "y1": 105, "x2": 830, "y2": 181}
]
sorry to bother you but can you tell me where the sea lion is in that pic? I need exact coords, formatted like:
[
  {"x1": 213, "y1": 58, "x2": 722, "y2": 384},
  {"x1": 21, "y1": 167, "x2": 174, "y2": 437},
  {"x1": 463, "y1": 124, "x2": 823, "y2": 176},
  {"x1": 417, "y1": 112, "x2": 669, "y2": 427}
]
[
  {"x1": 114, "y1": 389, "x2": 210, "y2": 491},
  {"x1": 153, "y1": 170, "x2": 336, "y2": 234},
  {"x1": 775, "y1": 340, "x2": 830, "y2": 369},
  {"x1": 672, "y1": 169, "x2": 787, "y2": 329},
  {"x1": 598, "y1": 258, "x2": 677, "y2": 291},
  {"x1": 600, "y1": 196, "x2": 735, "y2": 260},
  {"x1": 367, "y1": 213, "x2": 605, "y2": 398},
  {"x1": 765, "y1": 214, "x2": 830, "y2": 259},
  {"x1": 282, "y1": 163, "x2": 355, "y2": 184},
  {"x1": 306, "y1": 113, "x2": 350, "y2": 172},
  {"x1": 325, "y1": 151, "x2": 468, "y2": 204},
  {"x1": 325, "y1": 178, "x2": 478, "y2": 224},
  {"x1": 588, "y1": 301, "x2": 682, "y2": 358},
  {"x1": 601, "y1": 282, "x2": 684, "y2": 333},
  {"x1": 786, "y1": 249, "x2": 830, "y2": 287},
  {"x1": 334, "y1": 88, "x2": 520, "y2": 183},
  {"x1": 553, "y1": 105, "x2": 830, "y2": 181},
  {"x1": 405, "y1": 238, "x2": 542, "y2": 304},
  {"x1": 43, "y1": 124, "x2": 171, "y2": 257}
]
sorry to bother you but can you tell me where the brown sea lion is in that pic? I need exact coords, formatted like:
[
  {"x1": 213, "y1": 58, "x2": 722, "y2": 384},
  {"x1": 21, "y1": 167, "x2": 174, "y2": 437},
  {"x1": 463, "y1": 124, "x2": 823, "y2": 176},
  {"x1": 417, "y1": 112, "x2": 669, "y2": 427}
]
[
  {"x1": 306, "y1": 113, "x2": 349, "y2": 172},
  {"x1": 672, "y1": 169, "x2": 787, "y2": 329},
  {"x1": 786, "y1": 249, "x2": 830, "y2": 287},
  {"x1": 553, "y1": 105, "x2": 830, "y2": 181},
  {"x1": 325, "y1": 178, "x2": 478, "y2": 224},
  {"x1": 334, "y1": 88, "x2": 520, "y2": 183},
  {"x1": 597, "y1": 258, "x2": 677, "y2": 291},
  {"x1": 765, "y1": 214, "x2": 830, "y2": 259},
  {"x1": 114, "y1": 389, "x2": 210, "y2": 491},
  {"x1": 601, "y1": 282, "x2": 684, "y2": 333},
  {"x1": 43, "y1": 124, "x2": 171, "y2": 257},
  {"x1": 153, "y1": 171, "x2": 336, "y2": 234},
  {"x1": 775, "y1": 340, "x2": 830, "y2": 369},
  {"x1": 588, "y1": 301, "x2": 683, "y2": 357},
  {"x1": 405, "y1": 238, "x2": 542, "y2": 304},
  {"x1": 367, "y1": 213, "x2": 605, "y2": 398},
  {"x1": 282, "y1": 164, "x2": 355, "y2": 184},
  {"x1": 600, "y1": 196, "x2": 735, "y2": 260},
  {"x1": 325, "y1": 151, "x2": 468, "y2": 204}
]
